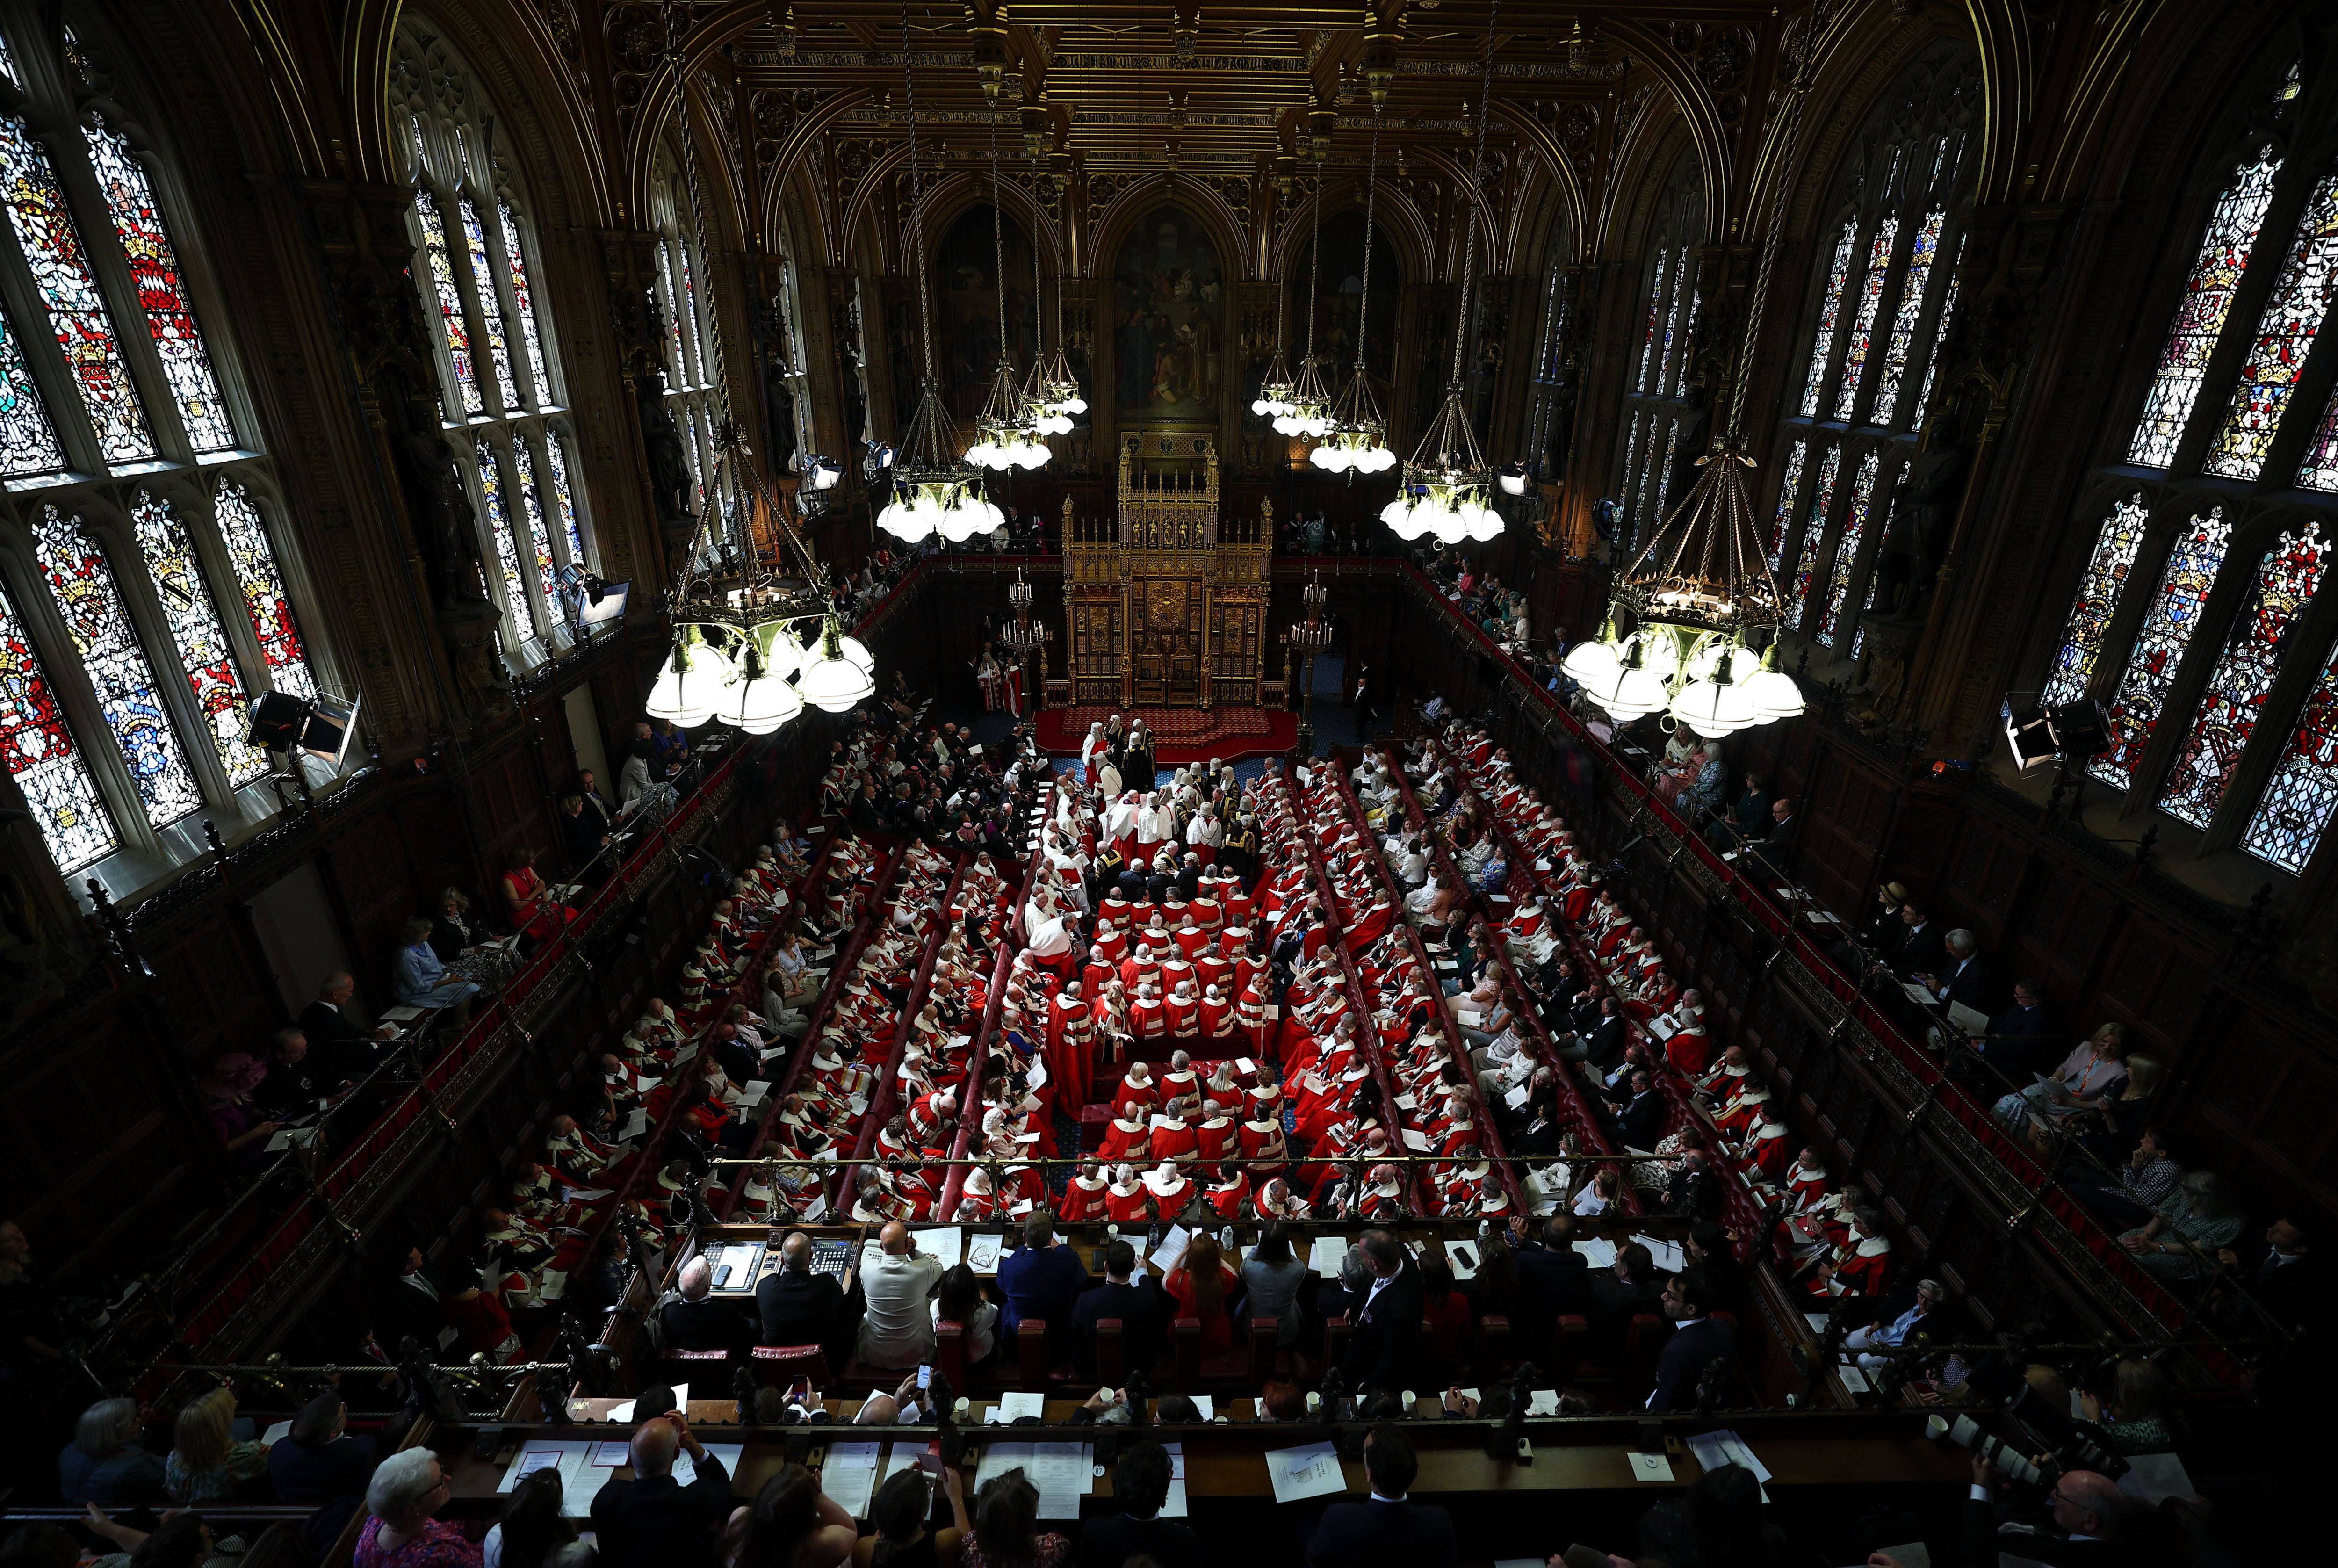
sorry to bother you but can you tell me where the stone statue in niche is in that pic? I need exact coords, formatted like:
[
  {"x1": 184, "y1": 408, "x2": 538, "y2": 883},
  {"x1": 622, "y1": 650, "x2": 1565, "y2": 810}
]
[
  {"x1": 1878, "y1": 407, "x2": 1970, "y2": 623},
  {"x1": 384, "y1": 373, "x2": 488, "y2": 611},
  {"x1": 636, "y1": 382, "x2": 696, "y2": 550},
  {"x1": 765, "y1": 372, "x2": 800, "y2": 471},
  {"x1": 1664, "y1": 383, "x2": 1712, "y2": 511}
]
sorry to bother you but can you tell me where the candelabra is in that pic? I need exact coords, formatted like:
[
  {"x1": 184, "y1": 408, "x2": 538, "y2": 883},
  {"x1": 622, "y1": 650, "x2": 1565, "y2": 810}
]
[
  {"x1": 1289, "y1": 573, "x2": 1335, "y2": 759},
  {"x1": 998, "y1": 567, "x2": 1053, "y2": 715}
]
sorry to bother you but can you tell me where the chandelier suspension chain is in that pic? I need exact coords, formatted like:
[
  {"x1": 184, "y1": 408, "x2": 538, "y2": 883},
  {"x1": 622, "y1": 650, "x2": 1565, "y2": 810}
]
[
  {"x1": 1447, "y1": 0, "x2": 1501, "y2": 393},
  {"x1": 1357, "y1": 103, "x2": 1381, "y2": 377},
  {"x1": 990, "y1": 110, "x2": 1009, "y2": 372},
  {"x1": 1723, "y1": 9, "x2": 1825, "y2": 448},
  {"x1": 902, "y1": 0, "x2": 937, "y2": 387}
]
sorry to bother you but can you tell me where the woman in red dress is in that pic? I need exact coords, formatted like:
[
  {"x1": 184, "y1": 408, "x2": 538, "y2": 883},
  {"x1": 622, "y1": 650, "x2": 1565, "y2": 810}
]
[
  {"x1": 1164, "y1": 1233, "x2": 1241, "y2": 1355},
  {"x1": 502, "y1": 847, "x2": 577, "y2": 947}
]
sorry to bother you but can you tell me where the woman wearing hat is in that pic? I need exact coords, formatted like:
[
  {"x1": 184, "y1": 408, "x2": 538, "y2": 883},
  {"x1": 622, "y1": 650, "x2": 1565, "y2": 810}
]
[{"x1": 199, "y1": 1054, "x2": 281, "y2": 1175}]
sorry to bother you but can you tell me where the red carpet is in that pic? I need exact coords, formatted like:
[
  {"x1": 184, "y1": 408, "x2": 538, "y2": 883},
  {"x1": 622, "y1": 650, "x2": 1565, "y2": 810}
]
[{"x1": 1036, "y1": 705, "x2": 1298, "y2": 765}]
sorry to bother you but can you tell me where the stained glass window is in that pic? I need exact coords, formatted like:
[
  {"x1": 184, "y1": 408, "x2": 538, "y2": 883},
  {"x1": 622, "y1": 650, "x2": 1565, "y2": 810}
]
[
  {"x1": 2039, "y1": 495, "x2": 2150, "y2": 707},
  {"x1": 83, "y1": 114, "x2": 236, "y2": 454},
  {"x1": 0, "y1": 112, "x2": 153, "y2": 462},
  {"x1": 2091, "y1": 508, "x2": 2232, "y2": 788},
  {"x1": 1832, "y1": 219, "x2": 1900, "y2": 421},
  {"x1": 510, "y1": 437, "x2": 559, "y2": 605},
  {"x1": 0, "y1": 302, "x2": 65, "y2": 477},
  {"x1": 675, "y1": 234, "x2": 707, "y2": 386},
  {"x1": 498, "y1": 202, "x2": 552, "y2": 407},
  {"x1": 656, "y1": 246, "x2": 689, "y2": 386},
  {"x1": 475, "y1": 439, "x2": 533, "y2": 636},
  {"x1": 1799, "y1": 220, "x2": 1859, "y2": 417},
  {"x1": 1788, "y1": 445, "x2": 1842, "y2": 622},
  {"x1": 1645, "y1": 418, "x2": 1681, "y2": 539},
  {"x1": 0, "y1": 31, "x2": 17, "y2": 87},
  {"x1": 0, "y1": 584, "x2": 113, "y2": 871},
  {"x1": 1872, "y1": 210, "x2": 1944, "y2": 426},
  {"x1": 131, "y1": 492, "x2": 267, "y2": 786},
  {"x1": 2159, "y1": 521, "x2": 2331, "y2": 826},
  {"x1": 1659, "y1": 248, "x2": 1692, "y2": 397},
  {"x1": 1636, "y1": 249, "x2": 1669, "y2": 394},
  {"x1": 2202, "y1": 172, "x2": 2338, "y2": 479},
  {"x1": 458, "y1": 199, "x2": 520, "y2": 412},
  {"x1": 1817, "y1": 452, "x2": 1882, "y2": 644},
  {"x1": 542, "y1": 434, "x2": 586, "y2": 569},
  {"x1": 2127, "y1": 150, "x2": 2282, "y2": 468},
  {"x1": 2243, "y1": 632, "x2": 2338, "y2": 871},
  {"x1": 414, "y1": 188, "x2": 481, "y2": 416},
  {"x1": 1767, "y1": 440, "x2": 1808, "y2": 572},
  {"x1": 1619, "y1": 409, "x2": 1645, "y2": 520},
  {"x1": 32, "y1": 506, "x2": 200, "y2": 827},
  {"x1": 1913, "y1": 235, "x2": 1966, "y2": 424},
  {"x1": 214, "y1": 480, "x2": 313, "y2": 700}
]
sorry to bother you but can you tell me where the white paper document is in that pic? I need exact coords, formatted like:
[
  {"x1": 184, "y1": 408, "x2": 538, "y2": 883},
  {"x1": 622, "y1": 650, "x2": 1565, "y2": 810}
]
[
  {"x1": 1443, "y1": 1239, "x2": 1482, "y2": 1280},
  {"x1": 1573, "y1": 1237, "x2": 1618, "y2": 1269},
  {"x1": 912, "y1": 1227, "x2": 965, "y2": 1268},
  {"x1": 1685, "y1": 1430, "x2": 1772, "y2": 1501},
  {"x1": 2117, "y1": 1452, "x2": 2194, "y2": 1504},
  {"x1": 672, "y1": 1443, "x2": 743, "y2": 1489},
  {"x1": 967, "y1": 1234, "x2": 1005, "y2": 1273},
  {"x1": 1265, "y1": 1441, "x2": 1348, "y2": 1504},
  {"x1": 992, "y1": 1391, "x2": 1046, "y2": 1422},
  {"x1": 1629, "y1": 1452, "x2": 1674, "y2": 1482},
  {"x1": 822, "y1": 1441, "x2": 885, "y2": 1517},
  {"x1": 1149, "y1": 1225, "x2": 1192, "y2": 1275},
  {"x1": 1310, "y1": 1236, "x2": 1350, "y2": 1278},
  {"x1": 1633, "y1": 1235, "x2": 1689, "y2": 1275},
  {"x1": 975, "y1": 1441, "x2": 1092, "y2": 1518}
]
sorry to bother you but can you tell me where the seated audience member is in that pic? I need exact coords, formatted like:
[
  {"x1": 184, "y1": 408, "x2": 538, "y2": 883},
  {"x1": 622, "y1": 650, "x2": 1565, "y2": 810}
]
[
  {"x1": 2065, "y1": 1127, "x2": 2182, "y2": 1233},
  {"x1": 1963, "y1": 1456, "x2": 2137, "y2": 1568},
  {"x1": 856, "y1": 1465, "x2": 967, "y2": 1568},
  {"x1": 198, "y1": 1052, "x2": 281, "y2": 1176},
  {"x1": 1842, "y1": 1278, "x2": 1946, "y2": 1373},
  {"x1": 502, "y1": 846, "x2": 578, "y2": 948},
  {"x1": 485, "y1": 1466, "x2": 591, "y2": 1568},
  {"x1": 355, "y1": 1446, "x2": 477, "y2": 1567},
  {"x1": 935, "y1": 1263, "x2": 1001, "y2": 1365},
  {"x1": 269, "y1": 1391, "x2": 378, "y2": 1505},
  {"x1": 859, "y1": 1223, "x2": 945, "y2": 1370},
  {"x1": 1303, "y1": 1424, "x2": 1456, "y2": 1568},
  {"x1": 2118, "y1": 1171, "x2": 2244, "y2": 1291},
  {"x1": 659, "y1": 1257, "x2": 750, "y2": 1352},
  {"x1": 1241, "y1": 1222, "x2": 1310, "y2": 1349},
  {"x1": 1340, "y1": 1231, "x2": 1425, "y2": 1393},
  {"x1": 391, "y1": 916, "x2": 481, "y2": 1030},
  {"x1": 1646, "y1": 1270, "x2": 1736, "y2": 1412},
  {"x1": 1080, "y1": 1439, "x2": 1198, "y2": 1568},
  {"x1": 163, "y1": 1388, "x2": 269, "y2": 1505},
  {"x1": 590, "y1": 1412, "x2": 733, "y2": 1567},
  {"x1": 755, "y1": 1230, "x2": 854, "y2": 1365},
  {"x1": 302, "y1": 970, "x2": 399, "y2": 1079},
  {"x1": 1072, "y1": 1239, "x2": 1165, "y2": 1380},
  {"x1": 58, "y1": 1397, "x2": 165, "y2": 1506},
  {"x1": 719, "y1": 1465, "x2": 858, "y2": 1568},
  {"x1": 1639, "y1": 1464, "x2": 1794, "y2": 1568},
  {"x1": 2074, "y1": 1358, "x2": 2178, "y2": 1456},
  {"x1": 997, "y1": 1214, "x2": 1090, "y2": 1349},
  {"x1": 963, "y1": 1468, "x2": 1072, "y2": 1568},
  {"x1": 1164, "y1": 1233, "x2": 1240, "y2": 1355}
]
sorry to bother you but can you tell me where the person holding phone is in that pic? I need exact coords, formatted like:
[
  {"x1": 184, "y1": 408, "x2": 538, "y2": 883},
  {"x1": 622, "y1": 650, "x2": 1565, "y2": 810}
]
[{"x1": 852, "y1": 1464, "x2": 966, "y2": 1568}]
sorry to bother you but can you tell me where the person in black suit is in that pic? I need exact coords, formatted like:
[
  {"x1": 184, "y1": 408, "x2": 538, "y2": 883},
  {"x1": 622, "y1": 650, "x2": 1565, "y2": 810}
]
[
  {"x1": 1588, "y1": 1241, "x2": 1662, "y2": 1356},
  {"x1": 300, "y1": 972, "x2": 396, "y2": 1082},
  {"x1": 1071, "y1": 1240, "x2": 1166, "y2": 1380},
  {"x1": 382, "y1": 1244, "x2": 445, "y2": 1353},
  {"x1": 2212, "y1": 1214, "x2": 2323, "y2": 1333},
  {"x1": 755, "y1": 1231, "x2": 854, "y2": 1367},
  {"x1": 1509, "y1": 1215, "x2": 1592, "y2": 1352},
  {"x1": 658, "y1": 1257, "x2": 750, "y2": 1353},
  {"x1": 1887, "y1": 901, "x2": 1948, "y2": 988},
  {"x1": 559, "y1": 792, "x2": 612, "y2": 882},
  {"x1": 1338, "y1": 1231, "x2": 1424, "y2": 1393},
  {"x1": 1917, "y1": 930, "x2": 1998, "y2": 1017},
  {"x1": 1568, "y1": 995, "x2": 1627, "y2": 1067},
  {"x1": 591, "y1": 1413, "x2": 735, "y2": 1567},
  {"x1": 1645, "y1": 1269, "x2": 1736, "y2": 1412},
  {"x1": 1963, "y1": 1457, "x2": 2142, "y2": 1567},
  {"x1": 1656, "y1": 1149, "x2": 1717, "y2": 1218},
  {"x1": 1743, "y1": 795, "x2": 1797, "y2": 883},
  {"x1": 267, "y1": 1392, "x2": 377, "y2": 1505},
  {"x1": 1079, "y1": 1439, "x2": 1198, "y2": 1568},
  {"x1": 1614, "y1": 1070, "x2": 1667, "y2": 1150},
  {"x1": 1959, "y1": 979, "x2": 2060, "y2": 1084},
  {"x1": 1709, "y1": 771, "x2": 1774, "y2": 852},
  {"x1": 1302, "y1": 1424, "x2": 1456, "y2": 1568},
  {"x1": 577, "y1": 769, "x2": 617, "y2": 835}
]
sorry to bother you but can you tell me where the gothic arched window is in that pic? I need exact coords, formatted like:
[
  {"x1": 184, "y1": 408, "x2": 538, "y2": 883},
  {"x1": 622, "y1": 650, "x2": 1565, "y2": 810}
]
[
  {"x1": 1613, "y1": 159, "x2": 1703, "y2": 558},
  {"x1": 651, "y1": 155, "x2": 729, "y2": 542},
  {"x1": 1770, "y1": 44, "x2": 1978, "y2": 665},
  {"x1": 2027, "y1": 53, "x2": 2338, "y2": 880},
  {"x1": 392, "y1": 22, "x2": 595, "y2": 664},
  {"x1": 0, "y1": 12, "x2": 323, "y2": 885}
]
